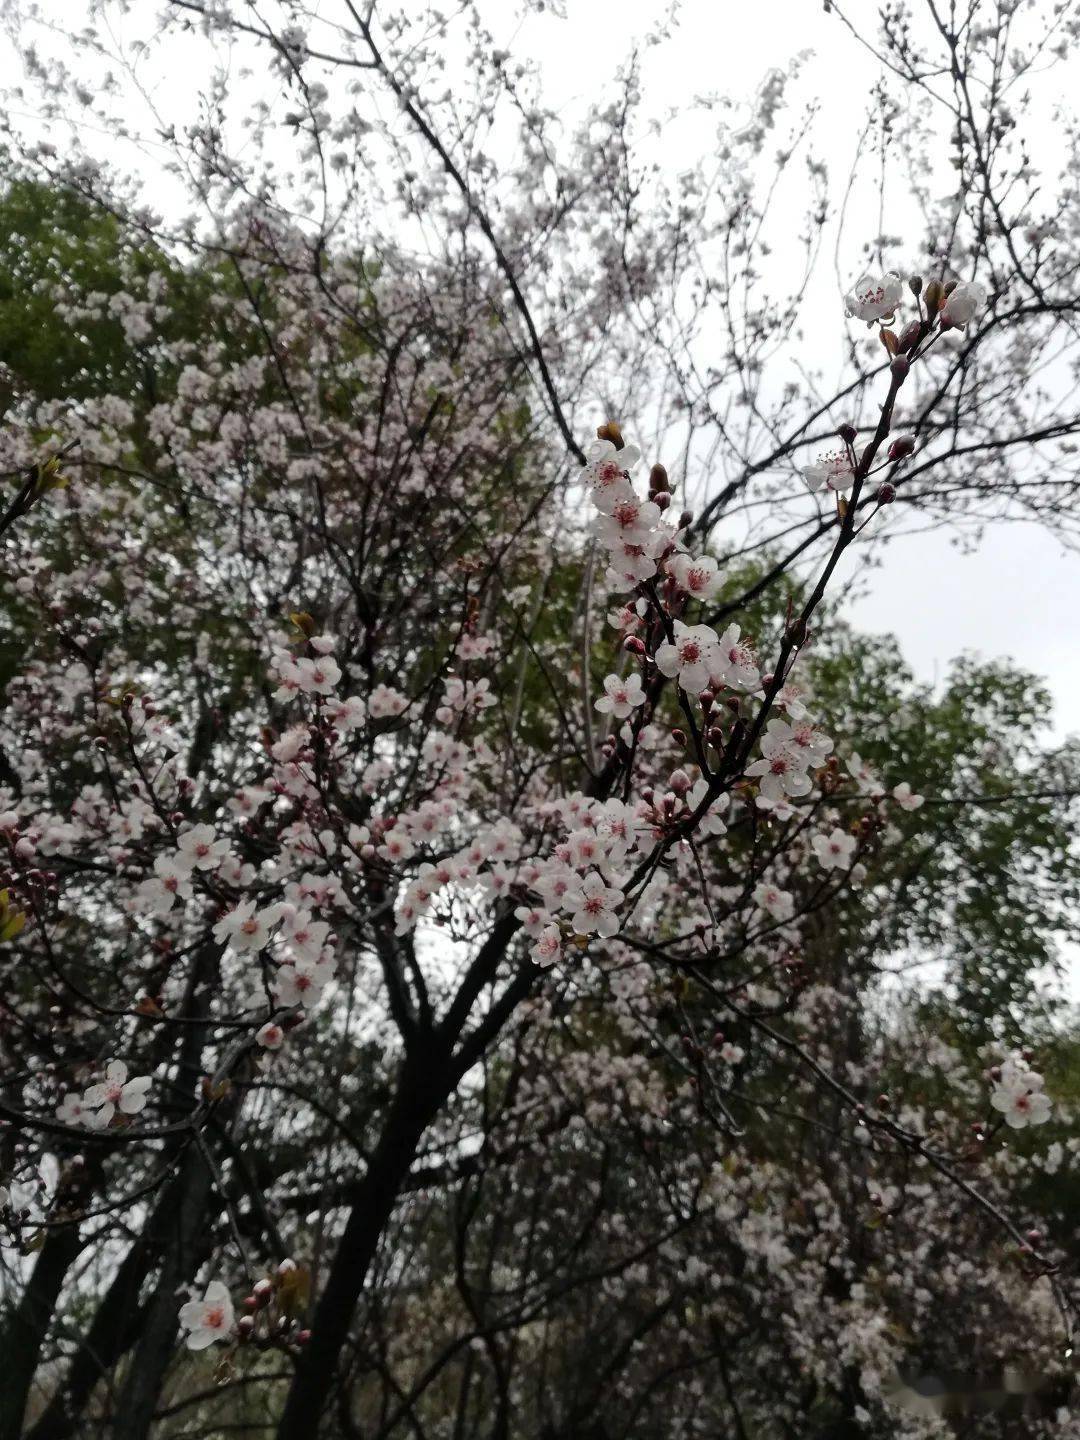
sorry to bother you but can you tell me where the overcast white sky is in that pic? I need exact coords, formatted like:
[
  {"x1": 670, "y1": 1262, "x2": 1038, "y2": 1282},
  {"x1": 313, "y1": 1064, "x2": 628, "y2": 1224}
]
[{"x1": 5, "y1": 0, "x2": 1080, "y2": 738}]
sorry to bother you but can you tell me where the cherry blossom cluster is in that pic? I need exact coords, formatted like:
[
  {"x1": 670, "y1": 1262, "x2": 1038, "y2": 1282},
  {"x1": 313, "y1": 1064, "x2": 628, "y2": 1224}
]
[
  {"x1": 179, "y1": 1261, "x2": 310, "y2": 1355},
  {"x1": 803, "y1": 269, "x2": 989, "y2": 495}
]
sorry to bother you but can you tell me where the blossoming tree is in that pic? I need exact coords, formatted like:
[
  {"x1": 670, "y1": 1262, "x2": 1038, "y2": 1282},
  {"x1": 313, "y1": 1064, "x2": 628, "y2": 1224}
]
[{"x1": 2, "y1": 1, "x2": 1080, "y2": 1437}]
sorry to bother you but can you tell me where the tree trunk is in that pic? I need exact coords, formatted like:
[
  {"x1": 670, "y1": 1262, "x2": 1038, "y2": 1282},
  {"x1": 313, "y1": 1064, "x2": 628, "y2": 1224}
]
[
  {"x1": 0, "y1": 1224, "x2": 84, "y2": 1440},
  {"x1": 274, "y1": 1057, "x2": 450, "y2": 1439},
  {"x1": 108, "y1": 1145, "x2": 215, "y2": 1440},
  {"x1": 25, "y1": 1175, "x2": 186, "y2": 1440}
]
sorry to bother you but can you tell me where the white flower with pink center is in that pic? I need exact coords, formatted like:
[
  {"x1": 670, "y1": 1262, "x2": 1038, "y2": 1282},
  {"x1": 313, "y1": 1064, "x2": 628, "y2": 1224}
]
[
  {"x1": 256, "y1": 1021, "x2": 285, "y2": 1050},
  {"x1": 687, "y1": 778, "x2": 729, "y2": 836},
  {"x1": 562, "y1": 872, "x2": 623, "y2": 939},
  {"x1": 530, "y1": 923, "x2": 562, "y2": 968},
  {"x1": 326, "y1": 694, "x2": 366, "y2": 731},
  {"x1": 844, "y1": 270, "x2": 903, "y2": 323},
  {"x1": 56, "y1": 1092, "x2": 89, "y2": 1126},
  {"x1": 213, "y1": 899, "x2": 278, "y2": 952},
  {"x1": 378, "y1": 828, "x2": 415, "y2": 864},
  {"x1": 765, "y1": 717, "x2": 830, "y2": 768},
  {"x1": 294, "y1": 655, "x2": 341, "y2": 695},
  {"x1": 595, "y1": 672, "x2": 646, "y2": 719},
  {"x1": 654, "y1": 621, "x2": 718, "y2": 694},
  {"x1": 892, "y1": 782, "x2": 924, "y2": 811},
  {"x1": 607, "y1": 603, "x2": 643, "y2": 634},
  {"x1": 603, "y1": 542, "x2": 662, "y2": 590},
  {"x1": 134, "y1": 854, "x2": 194, "y2": 915},
  {"x1": 802, "y1": 449, "x2": 856, "y2": 495},
  {"x1": 273, "y1": 957, "x2": 334, "y2": 1009},
  {"x1": 369, "y1": 684, "x2": 409, "y2": 719},
  {"x1": 744, "y1": 736, "x2": 812, "y2": 802},
  {"x1": 593, "y1": 798, "x2": 640, "y2": 861},
  {"x1": 812, "y1": 827, "x2": 857, "y2": 870},
  {"x1": 670, "y1": 552, "x2": 722, "y2": 601},
  {"x1": 279, "y1": 907, "x2": 330, "y2": 963},
  {"x1": 515, "y1": 904, "x2": 553, "y2": 938},
  {"x1": 177, "y1": 824, "x2": 230, "y2": 872},
  {"x1": 533, "y1": 863, "x2": 578, "y2": 909},
  {"x1": 776, "y1": 683, "x2": 808, "y2": 720},
  {"x1": 582, "y1": 438, "x2": 641, "y2": 514},
  {"x1": 991, "y1": 1056, "x2": 1051, "y2": 1129},
  {"x1": 753, "y1": 882, "x2": 794, "y2": 922},
  {"x1": 594, "y1": 494, "x2": 663, "y2": 551},
  {"x1": 81, "y1": 1060, "x2": 152, "y2": 1128},
  {"x1": 179, "y1": 1280, "x2": 235, "y2": 1351},
  {"x1": 709, "y1": 624, "x2": 759, "y2": 691},
  {"x1": 847, "y1": 752, "x2": 882, "y2": 796}
]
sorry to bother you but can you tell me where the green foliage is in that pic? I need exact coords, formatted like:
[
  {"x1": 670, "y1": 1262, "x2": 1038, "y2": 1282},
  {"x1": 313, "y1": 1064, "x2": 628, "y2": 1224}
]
[
  {"x1": 810, "y1": 630, "x2": 1080, "y2": 1039},
  {"x1": 0, "y1": 175, "x2": 171, "y2": 402}
]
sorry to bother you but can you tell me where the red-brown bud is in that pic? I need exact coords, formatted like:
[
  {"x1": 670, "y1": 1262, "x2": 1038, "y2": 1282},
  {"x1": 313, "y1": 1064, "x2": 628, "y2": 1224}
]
[
  {"x1": 890, "y1": 355, "x2": 910, "y2": 382},
  {"x1": 887, "y1": 434, "x2": 916, "y2": 461}
]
